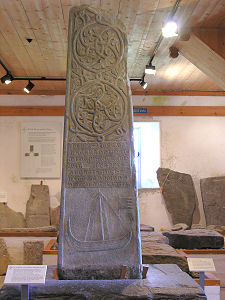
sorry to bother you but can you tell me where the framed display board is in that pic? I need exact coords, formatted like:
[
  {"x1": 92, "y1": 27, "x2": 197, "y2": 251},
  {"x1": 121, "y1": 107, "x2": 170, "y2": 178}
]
[{"x1": 20, "y1": 122, "x2": 61, "y2": 178}]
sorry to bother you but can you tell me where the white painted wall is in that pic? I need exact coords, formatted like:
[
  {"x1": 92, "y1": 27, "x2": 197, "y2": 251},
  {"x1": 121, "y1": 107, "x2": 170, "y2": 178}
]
[
  {"x1": 1, "y1": 95, "x2": 225, "y2": 231},
  {"x1": 0, "y1": 116, "x2": 64, "y2": 214}
]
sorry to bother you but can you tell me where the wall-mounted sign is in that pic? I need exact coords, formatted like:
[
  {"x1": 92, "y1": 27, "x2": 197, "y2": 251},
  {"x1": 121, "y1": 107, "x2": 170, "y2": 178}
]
[
  {"x1": 20, "y1": 122, "x2": 61, "y2": 178},
  {"x1": 133, "y1": 107, "x2": 148, "y2": 114},
  {"x1": 0, "y1": 192, "x2": 7, "y2": 203}
]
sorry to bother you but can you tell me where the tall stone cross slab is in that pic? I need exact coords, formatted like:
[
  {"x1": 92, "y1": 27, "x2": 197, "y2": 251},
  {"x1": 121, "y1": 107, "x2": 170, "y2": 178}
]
[{"x1": 58, "y1": 5, "x2": 142, "y2": 280}]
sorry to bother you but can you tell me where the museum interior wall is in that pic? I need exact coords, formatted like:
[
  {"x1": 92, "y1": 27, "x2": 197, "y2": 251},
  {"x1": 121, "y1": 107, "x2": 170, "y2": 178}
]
[{"x1": 1, "y1": 94, "x2": 225, "y2": 231}]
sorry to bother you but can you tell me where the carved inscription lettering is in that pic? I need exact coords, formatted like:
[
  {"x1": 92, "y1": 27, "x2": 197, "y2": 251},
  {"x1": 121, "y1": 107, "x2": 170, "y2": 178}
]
[{"x1": 66, "y1": 141, "x2": 131, "y2": 187}]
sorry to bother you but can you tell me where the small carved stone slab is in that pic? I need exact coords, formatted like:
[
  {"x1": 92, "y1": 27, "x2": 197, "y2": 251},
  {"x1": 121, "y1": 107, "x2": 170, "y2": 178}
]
[
  {"x1": 163, "y1": 229, "x2": 224, "y2": 249},
  {"x1": 23, "y1": 241, "x2": 44, "y2": 265},
  {"x1": 200, "y1": 176, "x2": 225, "y2": 226},
  {"x1": 157, "y1": 168, "x2": 197, "y2": 227},
  {"x1": 26, "y1": 185, "x2": 51, "y2": 228},
  {"x1": 0, "y1": 238, "x2": 11, "y2": 275},
  {"x1": 0, "y1": 203, "x2": 25, "y2": 229}
]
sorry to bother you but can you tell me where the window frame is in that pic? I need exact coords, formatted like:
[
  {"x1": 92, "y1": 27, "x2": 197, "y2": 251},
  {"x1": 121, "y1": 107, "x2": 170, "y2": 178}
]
[{"x1": 133, "y1": 121, "x2": 161, "y2": 189}]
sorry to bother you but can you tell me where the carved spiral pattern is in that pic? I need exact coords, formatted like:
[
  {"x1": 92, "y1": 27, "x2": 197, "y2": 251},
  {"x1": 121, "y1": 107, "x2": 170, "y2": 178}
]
[
  {"x1": 70, "y1": 81, "x2": 125, "y2": 141},
  {"x1": 68, "y1": 7, "x2": 127, "y2": 142},
  {"x1": 73, "y1": 18, "x2": 123, "y2": 72}
]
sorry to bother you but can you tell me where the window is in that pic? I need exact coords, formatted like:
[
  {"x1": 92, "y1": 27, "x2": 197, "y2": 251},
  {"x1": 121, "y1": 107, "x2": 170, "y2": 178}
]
[{"x1": 133, "y1": 122, "x2": 160, "y2": 188}]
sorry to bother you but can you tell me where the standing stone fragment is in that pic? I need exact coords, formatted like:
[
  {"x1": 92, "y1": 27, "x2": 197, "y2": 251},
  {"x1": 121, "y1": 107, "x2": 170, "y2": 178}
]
[
  {"x1": 58, "y1": 5, "x2": 142, "y2": 280},
  {"x1": 0, "y1": 238, "x2": 11, "y2": 275},
  {"x1": 157, "y1": 168, "x2": 196, "y2": 227},
  {"x1": 0, "y1": 203, "x2": 25, "y2": 229},
  {"x1": 200, "y1": 176, "x2": 225, "y2": 226},
  {"x1": 50, "y1": 206, "x2": 60, "y2": 231},
  {"x1": 26, "y1": 185, "x2": 50, "y2": 228},
  {"x1": 23, "y1": 241, "x2": 44, "y2": 265}
]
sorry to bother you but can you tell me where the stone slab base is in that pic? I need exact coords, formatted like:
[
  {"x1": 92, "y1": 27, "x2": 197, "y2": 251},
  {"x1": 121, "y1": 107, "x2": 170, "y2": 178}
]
[
  {"x1": 0, "y1": 265, "x2": 206, "y2": 299},
  {"x1": 58, "y1": 264, "x2": 142, "y2": 280},
  {"x1": 163, "y1": 229, "x2": 224, "y2": 249}
]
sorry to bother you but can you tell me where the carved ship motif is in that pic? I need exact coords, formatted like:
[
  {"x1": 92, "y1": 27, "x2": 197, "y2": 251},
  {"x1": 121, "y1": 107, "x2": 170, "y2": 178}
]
[{"x1": 67, "y1": 191, "x2": 132, "y2": 252}]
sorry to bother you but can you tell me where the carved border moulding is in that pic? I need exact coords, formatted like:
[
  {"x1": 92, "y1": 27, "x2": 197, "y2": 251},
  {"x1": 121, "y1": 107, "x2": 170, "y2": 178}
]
[{"x1": 58, "y1": 5, "x2": 142, "y2": 280}]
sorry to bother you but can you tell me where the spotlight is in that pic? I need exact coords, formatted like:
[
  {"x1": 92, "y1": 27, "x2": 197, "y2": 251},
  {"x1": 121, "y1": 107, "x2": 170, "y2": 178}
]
[
  {"x1": 140, "y1": 79, "x2": 147, "y2": 89},
  {"x1": 145, "y1": 63, "x2": 156, "y2": 75},
  {"x1": 162, "y1": 20, "x2": 178, "y2": 38},
  {"x1": 24, "y1": 80, "x2": 35, "y2": 93},
  {"x1": 1, "y1": 73, "x2": 14, "y2": 84}
]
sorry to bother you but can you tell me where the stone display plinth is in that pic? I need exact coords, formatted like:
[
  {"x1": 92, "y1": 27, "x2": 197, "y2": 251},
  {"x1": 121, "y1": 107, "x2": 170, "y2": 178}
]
[
  {"x1": 0, "y1": 265, "x2": 206, "y2": 299},
  {"x1": 58, "y1": 5, "x2": 142, "y2": 280}
]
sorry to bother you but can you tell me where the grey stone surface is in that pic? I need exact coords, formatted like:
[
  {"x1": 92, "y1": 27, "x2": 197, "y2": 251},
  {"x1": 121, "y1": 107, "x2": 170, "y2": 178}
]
[
  {"x1": 141, "y1": 231, "x2": 169, "y2": 245},
  {"x1": 157, "y1": 168, "x2": 197, "y2": 227},
  {"x1": 163, "y1": 229, "x2": 224, "y2": 249},
  {"x1": 26, "y1": 185, "x2": 51, "y2": 228},
  {"x1": 141, "y1": 234, "x2": 188, "y2": 272},
  {"x1": 23, "y1": 241, "x2": 44, "y2": 265},
  {"x1": 0, "y1": 226, "x2": 56, "y2": 232},
  {"x1": 0, "y1": 265, "x2": 206, "y2": 299},
  {"x1": 0, "y1": 203, "x2": 25, "y2": 228},
  {"x1": 50, "y1": 206, "x2": 60, "y2": 231},
  {"x1": 200, "y1": 176, "x2": 225, "y2": 226},
  {"x1": 191, "y1": 224, "x2": 206, "y2": 229},
  {"x1": 171, "y1": 223, "x2": 190, "y2": 231},
  {"x1": 58, "y1": 5, "x2": 142, "y2": 279},
  {"x1": 140, "y1": 224, "x2": 154, "y2": 232},
  {"x1": 207, "y1": 224, "x2": 225, "y2": 235},
  {"x1": 0, "y1": 238, "x2": 11, "y2": 275}
]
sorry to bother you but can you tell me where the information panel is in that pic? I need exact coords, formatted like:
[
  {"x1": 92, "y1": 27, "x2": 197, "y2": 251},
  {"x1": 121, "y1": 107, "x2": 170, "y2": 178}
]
[
  {"x1": 187, "y1": 258, "x2": 216, "y2": 272},
  {"x1": 4, "y1": 265, "x2": 47, "y2": 285},
  {"x1": 21, "y1": 122, "x2": 61, "y2": 178}
]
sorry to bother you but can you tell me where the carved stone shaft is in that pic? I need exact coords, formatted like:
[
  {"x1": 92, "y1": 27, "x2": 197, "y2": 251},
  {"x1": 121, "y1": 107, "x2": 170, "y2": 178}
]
[{"x1": 58, "y1": 5, "x2": 142, "y2": 280}]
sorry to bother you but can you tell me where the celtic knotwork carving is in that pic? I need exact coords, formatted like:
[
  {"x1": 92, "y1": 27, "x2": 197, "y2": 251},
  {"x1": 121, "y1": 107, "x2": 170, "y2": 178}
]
[
  {"x1": 73, "y1": 8, "x2": 124, "y2": 73},
  {"x1": 70, "y1": 81, "x2": 126, "y2": 141}
]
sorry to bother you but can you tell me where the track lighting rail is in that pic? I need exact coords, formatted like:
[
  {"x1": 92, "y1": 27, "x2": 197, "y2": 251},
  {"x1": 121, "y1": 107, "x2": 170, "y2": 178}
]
[{"x1": 0, "y1": 0, "x2": 182, "y2": 93}]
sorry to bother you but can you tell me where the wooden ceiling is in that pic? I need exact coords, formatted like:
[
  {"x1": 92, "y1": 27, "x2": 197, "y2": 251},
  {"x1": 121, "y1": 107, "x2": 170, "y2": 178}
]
[{"x1": 0, "y1": 0, "x2": 225, "y2": 95}]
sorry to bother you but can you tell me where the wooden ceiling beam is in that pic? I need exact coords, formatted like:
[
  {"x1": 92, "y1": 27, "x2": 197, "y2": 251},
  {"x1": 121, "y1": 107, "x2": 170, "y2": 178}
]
[
  {"x1": 2, "y1": 105, "x2": 225, "y2": 117},
  {"x1": 174, "y1": 32, "x2": 225, "y2": 90},
  {"x1": 192, "y1": 28, "x2": 225, "y2": 60},
  {"x1": 1, "y1": 89, "x2": 225, "y2": 96}
]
